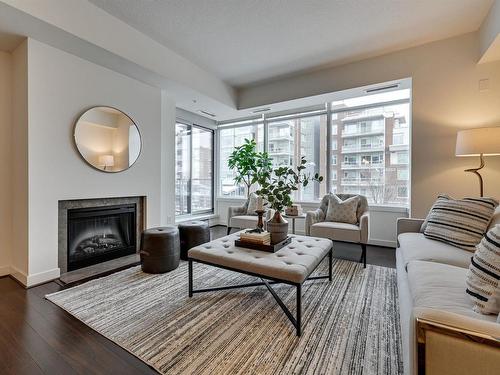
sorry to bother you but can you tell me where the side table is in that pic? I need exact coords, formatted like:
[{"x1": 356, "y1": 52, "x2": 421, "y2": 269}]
[{"x1": 282, "y1": 214, "x2": 306, "y2": 234}]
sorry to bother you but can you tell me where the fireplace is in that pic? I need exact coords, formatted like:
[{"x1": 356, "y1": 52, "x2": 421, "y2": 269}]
[{"x1": 67, "y1": 204, "x2": 137, "y2": 271}]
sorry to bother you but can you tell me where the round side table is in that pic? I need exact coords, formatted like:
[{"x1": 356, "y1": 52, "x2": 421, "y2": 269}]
[{"x1": 282, "y1": 214, "x2": 306, "y2": 234}]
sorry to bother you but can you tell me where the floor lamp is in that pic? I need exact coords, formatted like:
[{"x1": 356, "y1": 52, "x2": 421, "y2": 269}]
[{"x1": 456, "y1": 127, "x2": 500, "y2": 197}]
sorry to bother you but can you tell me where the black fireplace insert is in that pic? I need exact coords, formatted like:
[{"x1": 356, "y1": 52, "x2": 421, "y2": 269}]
[{"x1": 67, "y1": 204, "x2": 137, "y2": 271}]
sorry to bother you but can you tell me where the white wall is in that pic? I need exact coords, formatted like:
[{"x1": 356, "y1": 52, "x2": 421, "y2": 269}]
[
  {"x1": 24, "y1": 39, "x2": 163, "y2": 286},
  {"x1": 0, "y1": 51, "x2": 12, "y2": 276},
  {"x1": 11, "y1": 40, "x2": 28, "y2": 282},
  {"x1": 161, "y1": 91, "x2": 177, "y2": 226},
  {"x1": 239, "y1": 32, "x2": 500, "y2": 218}
]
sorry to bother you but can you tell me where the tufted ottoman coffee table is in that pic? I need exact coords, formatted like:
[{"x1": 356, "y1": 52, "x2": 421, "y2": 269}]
[{"x1": 187, "y1": 232, "x2": 333, "y2": 336}]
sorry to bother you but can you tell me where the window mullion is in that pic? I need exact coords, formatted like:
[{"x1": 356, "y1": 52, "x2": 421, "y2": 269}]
[
  {"x1": 326, "y1": 102, "x2": 332, "y2": 195},
  {"x1": 263, "y1": 114, "x2": 268, "y2": 154},
  {"x1": 188, "y1": 124, "x2": 193, "y2": 215}
]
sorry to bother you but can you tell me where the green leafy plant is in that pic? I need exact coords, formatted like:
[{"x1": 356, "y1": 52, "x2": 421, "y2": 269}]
[
  {"x1": 227, "y1": 139, "x2": 273, "y2": 198},
  {"x1": 257, "y1": 157, "x2": 324, "y2": 213}
]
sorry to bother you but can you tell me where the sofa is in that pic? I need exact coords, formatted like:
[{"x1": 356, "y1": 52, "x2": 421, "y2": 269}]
[{"x1": 396, "y1": 207, "x2": 500, "y2": 375}]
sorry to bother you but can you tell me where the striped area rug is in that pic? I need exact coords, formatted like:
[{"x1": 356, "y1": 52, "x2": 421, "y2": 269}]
[{"x1": 46, "y1": 259, "x2": 402, "y2": 374}]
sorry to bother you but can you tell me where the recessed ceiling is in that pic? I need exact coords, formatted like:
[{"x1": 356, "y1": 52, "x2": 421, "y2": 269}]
[{"x1": 89, "y1": 0, "x2": 493, "y2": 87}]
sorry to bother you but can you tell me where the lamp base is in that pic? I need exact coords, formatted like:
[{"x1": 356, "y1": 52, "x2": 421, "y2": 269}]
[{"x1": 464, "y1": 154, "x2": 484, "y2": 197}]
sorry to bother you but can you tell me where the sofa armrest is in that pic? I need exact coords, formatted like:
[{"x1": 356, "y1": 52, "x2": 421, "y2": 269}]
[
  {"x1": 397, "y1": 218, "x2": 424, "y2": 236},
  {"x1": 359, "y1": 212, "x2": 369, "y2": 244},
  {"x1": 227, "y1": 205, "x2": 247, "y2": 226},
  {"x1": 305, "y1": 209, "x2": 325, "y2": 236},
  {"x1": 415, "y1": 308, "x2": 500, "y2": 375}
]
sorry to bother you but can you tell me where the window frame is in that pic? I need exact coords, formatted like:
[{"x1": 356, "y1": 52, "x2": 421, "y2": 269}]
[
  {"x1": 175, "y1": 120, "x2": 215, "y2": 217},
  {"x1": 216, "y1": 89, "x2": 411, "y2": 209}
]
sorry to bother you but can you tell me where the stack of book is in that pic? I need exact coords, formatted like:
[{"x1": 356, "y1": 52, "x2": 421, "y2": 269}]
[{"x1": 239, "y1": 231, "x2": 271, "y2": 246}]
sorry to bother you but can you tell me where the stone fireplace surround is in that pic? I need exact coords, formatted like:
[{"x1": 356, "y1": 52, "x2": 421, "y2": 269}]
[{"x1": 58, "y1": 196, "x2": 146, "y2": 276}]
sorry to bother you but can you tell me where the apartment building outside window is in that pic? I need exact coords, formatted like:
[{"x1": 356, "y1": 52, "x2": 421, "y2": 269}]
[
  {"x1": 331, "y1": 88, "x2": 410, "y2": 206},
  {"x1": 217, "y1": 86, "x2": 411, "y2": 208},
  {"x1": 175, "y1": 122, "x2": 214, "y2": 216},
  {"x1": 218, "y1": 121, "x2": 263, "y2": 197},
  {"x1": 267, "y1": 113, "x2": 328, "y2": 201}
]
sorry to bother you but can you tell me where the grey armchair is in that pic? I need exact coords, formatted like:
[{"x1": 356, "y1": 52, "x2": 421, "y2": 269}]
[
  {"x1": 226, "y1": 199, "x2": 272, "y2": 235},
  {"x1": 305, "y1": 193, "x2": 369, "y2": 267}
]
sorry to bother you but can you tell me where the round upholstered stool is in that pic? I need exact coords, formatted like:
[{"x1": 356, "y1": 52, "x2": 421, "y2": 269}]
[
  {"x1": 140, "y1": 226, "x2": 180, "y2": 274},
  {"x1": 178, "y1": 221, "x2": 210, "y2": 261}
]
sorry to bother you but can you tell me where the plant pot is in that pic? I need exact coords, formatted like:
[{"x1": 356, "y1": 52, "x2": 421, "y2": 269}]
[{"x1": 267, "y1": 211, "x2": 289, "y2": 244}]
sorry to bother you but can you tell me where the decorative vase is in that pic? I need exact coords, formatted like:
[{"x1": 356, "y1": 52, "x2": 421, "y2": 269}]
[{"x1": 267, "y1": 211, "x2": 289, "y2": 244}]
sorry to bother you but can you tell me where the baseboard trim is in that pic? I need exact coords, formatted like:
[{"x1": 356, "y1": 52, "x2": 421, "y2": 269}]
[
  {"x1": 26, "y1": 268, "x2": 60, "y2": 288},
  {"x1": 0, "y1": 265, "x2": 10, "y2": 277},
  {"x1": 9, "y1": 265, "x2": 28, "y2": 286}
]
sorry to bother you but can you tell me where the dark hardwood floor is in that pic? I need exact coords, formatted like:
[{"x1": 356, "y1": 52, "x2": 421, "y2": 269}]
[
  {"x1": 0, "y1": 225, "x2": 395, "y2": 374},
  {"x1": 0, "y1": 277, "x2": 157, "y2": 375}
]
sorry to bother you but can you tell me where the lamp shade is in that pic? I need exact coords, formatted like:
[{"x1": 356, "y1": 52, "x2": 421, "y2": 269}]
[
  {"x1": 99, "y1": 154, "x2": 115, "y2": 167},
  {"x1": 456, "y1": 127, "x2": 500, "y2": 157}
]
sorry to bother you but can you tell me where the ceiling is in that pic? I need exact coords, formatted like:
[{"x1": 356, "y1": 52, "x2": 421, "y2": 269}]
[{"x1": 88, "y1": 0, "x2": 493, "y2": 87}]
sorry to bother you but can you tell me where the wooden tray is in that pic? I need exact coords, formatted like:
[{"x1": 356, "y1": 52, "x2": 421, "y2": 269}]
[{"x1": 234, "y1": 237, "x2": 292, "y2": 253}]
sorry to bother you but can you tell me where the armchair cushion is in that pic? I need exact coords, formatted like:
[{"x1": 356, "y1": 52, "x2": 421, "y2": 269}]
[
  {"x1": 305, "y1": 193, "x2": 369, "y2": 239},
  {"x1": 229, "y1": 215, "x2": 259, "y2": 230},
  {"x1": 325, "y1": 194, "x2": 359, "y2": 224},
  {"x1": 310, "y1": 222, "x2": 360, "y2": 243}
]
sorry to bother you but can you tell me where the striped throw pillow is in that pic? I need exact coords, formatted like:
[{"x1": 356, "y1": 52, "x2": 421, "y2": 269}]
[
  {"x1": 423, "y1": 195, "x2": 498, "y2": 251},
  {"x1": 466, "y1": 225, "x2": 500, "y2": 314}
]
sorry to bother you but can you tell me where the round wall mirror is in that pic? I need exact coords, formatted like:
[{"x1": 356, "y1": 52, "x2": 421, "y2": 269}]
[{"x1": 74, "y1": 106, "x2": 142, "y2": 173}]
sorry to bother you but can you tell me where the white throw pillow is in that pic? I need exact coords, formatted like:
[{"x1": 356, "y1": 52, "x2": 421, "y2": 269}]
[
  {"x1": 466, "y1": 225, "x2": 500, "y2": 315},
  {"x1": 325, "y1": 194, "x2": 359, "y2": 224},
  {"x1": 246, "y1": 193, "x2": 259, "y2": 215}
]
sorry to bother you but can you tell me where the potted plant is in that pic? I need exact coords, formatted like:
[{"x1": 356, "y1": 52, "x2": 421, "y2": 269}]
[
  {"x1": 227, "y1": 139, "x2": 272, "y2": 198},
  {"x1": 257, "y1": 157, "x2": 324, "y2": 244}
]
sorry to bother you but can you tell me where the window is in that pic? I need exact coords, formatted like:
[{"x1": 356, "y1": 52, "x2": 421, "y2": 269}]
[
  {"x1": 331, "y1": 137, "x2": 337, "y2": 150},
  {"x1": 175, "y1": 122, "x2": 214, "y2": 215},
  {"x1": 331, "y1": 88, "x2": 410, "y2": 206},
  {"x1": 217, "y1": 83, "x2": 411, "y2": 208},
  {"x1": 218, "y1": 123, "x2": 263, "y2": 197},
  {"x1": 175, "y1": 123, "x2": 190, "y2": 215},
  {"x1": 398, "y1": 186, "x2": 408, "y2": 198},
  {"x1": 267, "y1": 114, "x2": 327, "y2": 201},
  {"x1": 344, "y1": 155, "x2": 357, "y2": 165},
  {"x1": 397, "y1": 169, "x2": 409, "y2": 180},
  {"x1": 393, "y1": 133, "x2": 405, "y2": 145},
  {"x1": 391, "y1": 151, "x2": 409, "y2": 165}
]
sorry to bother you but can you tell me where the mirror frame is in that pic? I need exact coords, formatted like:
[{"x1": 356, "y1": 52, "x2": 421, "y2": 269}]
[{"x1": 73, "y1": 106, "x2": 143, "y2": 173}]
